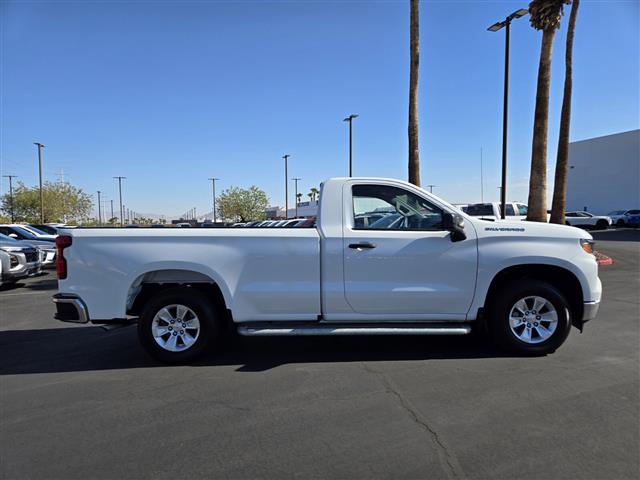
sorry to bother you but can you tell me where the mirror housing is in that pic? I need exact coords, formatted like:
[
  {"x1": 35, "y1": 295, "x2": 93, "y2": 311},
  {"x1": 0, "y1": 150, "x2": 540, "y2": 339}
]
[
  {"x1": 442, "y1": 212, "x2": 466, "y2": 242},
  {"x1": 8, "y1": 233, "x2": 18, "y2": 239}
]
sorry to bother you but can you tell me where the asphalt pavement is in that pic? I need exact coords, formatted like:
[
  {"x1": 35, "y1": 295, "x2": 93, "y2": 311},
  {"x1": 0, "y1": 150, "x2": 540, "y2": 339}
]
[{"x1": 1, "y1": 229, "x2": 638, "y2": 479}]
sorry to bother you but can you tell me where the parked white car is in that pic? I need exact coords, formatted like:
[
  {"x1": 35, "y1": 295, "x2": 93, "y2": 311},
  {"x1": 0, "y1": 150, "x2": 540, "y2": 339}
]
[
  {"x1": 607, "y1": 209, "x2": 640, "y2": 227},
  {"x1": 564, "y1": 212, "x2": 611, "y2": 230},
  {"x1": 463, "y1": 202, "x2": 529, "y2": 221},
  {"x1": 53, "y1": 177, "x2": 601, "y2": 363}
]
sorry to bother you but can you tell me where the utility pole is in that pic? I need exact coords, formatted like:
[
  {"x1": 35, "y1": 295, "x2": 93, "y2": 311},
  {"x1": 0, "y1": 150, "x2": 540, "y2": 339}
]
[
  {"x1": 97, "y1": 191, "x2": 102, "y2": 226},
  {"x1": 480, "y1": 147, "x2": 485, "y2": 203},
  {"x1": 343, "y1": 114, "x2": 358, "y2": 177},
  {"x1": 292, "y1": 177, "x2": 301, "y2": 218},
  {"x1": 488, "y1": 8, "x2": 528, "y2": 219},
  {"x1": 282, "y1": 155, "x2": 290, "y2": 219},
  {"x1": 3, "y1": 175, "x2": 17, "y2": 222},
  {"x1": 426, "y1": 184, "x2": 437, "y2": 193},
  {"x1": 34, "y1": 142, "x2": 45, "y2": 223},
  {"x1": 114, "y1": 176, "x2": 126, "y2": 227},
  {"x1": 110, "y1": 200, "x2": 114, "y2": 221},
  {"x1": 208, "y1": 178, "x2": 219, "y2": 223}
]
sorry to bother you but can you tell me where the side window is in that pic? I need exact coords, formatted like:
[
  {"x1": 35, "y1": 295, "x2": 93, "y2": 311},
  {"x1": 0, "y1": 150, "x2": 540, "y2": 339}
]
[
  {"x1": 505, "y1": 204, "x2": 516, "y2": 216},
  {"x1": 465, "y1": 204, "x2": 494, "y2": 216},
  {"x1": 352, "y1": 185, "x2": 443, "y2": 231},
  {"x1": 628, "y1": 210, "x2": 640, "y2": 215},
  {"x1": 517, "y1": 204, "x2": 528, "y2": 215}
]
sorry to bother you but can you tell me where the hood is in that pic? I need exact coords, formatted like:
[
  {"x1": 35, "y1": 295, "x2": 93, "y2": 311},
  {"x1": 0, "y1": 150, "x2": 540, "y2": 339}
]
[{"x1": 468, "y1": 217, "x2": 592, "y2": 240}]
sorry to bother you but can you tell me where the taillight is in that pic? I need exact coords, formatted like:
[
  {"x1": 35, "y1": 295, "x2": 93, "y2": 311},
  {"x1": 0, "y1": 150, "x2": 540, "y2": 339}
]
[{"x1": 56, "y1": 235, "x2": 72, "y2": 279}]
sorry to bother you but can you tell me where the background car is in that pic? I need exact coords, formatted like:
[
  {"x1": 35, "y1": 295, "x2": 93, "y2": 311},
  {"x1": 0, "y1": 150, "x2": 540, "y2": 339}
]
[
  {"x1": 0, "y1": 233, "x2": 56, "y2": 268},
  {"x1": 564, "y1": 211, "x2": 612, "y2": 230},
  {"x1": 0, "y1": 237, "x2": 42, "y2": 284},
  {"x1": 607, "y1": 209, "x2": 640, "y2": 227},
  {"x1": 0, "y1": 225, "x2": 56, "y2": 243}
]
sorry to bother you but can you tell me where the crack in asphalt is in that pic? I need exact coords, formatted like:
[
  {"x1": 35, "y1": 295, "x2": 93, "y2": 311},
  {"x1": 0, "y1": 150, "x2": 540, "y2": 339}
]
[{"x1": 361, "y1": 362, "x2": 465, "y2": 480}]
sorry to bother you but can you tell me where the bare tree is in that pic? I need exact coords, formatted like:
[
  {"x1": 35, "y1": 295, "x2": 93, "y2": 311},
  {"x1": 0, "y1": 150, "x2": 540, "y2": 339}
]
[
  {"x1": 408, "y1": 0, "x2": 421, "y2": 186},
  {"x1": 526, "y1": 0, "x2": 570, "y2": 222},
  {"x1": 550, "y1": 0, "x2": 580, "y2": 224}
]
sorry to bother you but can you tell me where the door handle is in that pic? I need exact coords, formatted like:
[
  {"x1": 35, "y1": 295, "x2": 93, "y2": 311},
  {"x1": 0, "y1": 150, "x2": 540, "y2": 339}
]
[{"x1": 349, "y1": 242, "x2": 377, "y2": 249}]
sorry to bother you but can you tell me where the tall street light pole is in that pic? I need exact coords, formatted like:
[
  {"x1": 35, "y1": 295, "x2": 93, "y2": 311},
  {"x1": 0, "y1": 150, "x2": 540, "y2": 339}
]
[
  {"x1": 97, "y1": 190, "x2": 102, "y2": 226},
  {"x1": 488, "y1": 7, "x2": 528, "y2": 219},
  {"x1": 343, "y1": 114, "x2": 358, "y2": 177},
  {"x1": 292, "y1": 177, "x2": 301, "y2": 218},
  {"x1": 110, "y1": 200, "x2": 114, "y2": 222},
  {"x1": 208, "y1": 177, "x2": 219, "y2": 223},
  {"x1": 282, "y1": 155, "x2": 290, "y2": 219},
  {"x1": 114, "y1": 176, "x2": 126, "y2": 227},
  {"x1": 426, "y1": 184, "x2": 437, "y2": 193},
  {"x1": 34, "y1": 142, "x2": 45, "y2": 223},
  {"x1": 3, "y1": 175, "x2": 17, "y2": 222}
]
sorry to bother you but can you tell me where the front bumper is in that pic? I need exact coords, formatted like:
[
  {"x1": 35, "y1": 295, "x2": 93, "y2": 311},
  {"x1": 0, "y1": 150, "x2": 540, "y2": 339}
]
[
  {"x1": 53, "y1": 294, "x2": 89, "y2": 323},
  {"x1": 582, "y1": 300, "x2": 600, "y2": 322}
]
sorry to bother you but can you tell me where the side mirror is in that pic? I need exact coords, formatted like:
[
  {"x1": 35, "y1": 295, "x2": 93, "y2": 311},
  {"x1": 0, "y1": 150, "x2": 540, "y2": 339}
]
[
  {"x1": 8, "y1": 233, "x2": 18, "y2": 239},
  {"x1": 442, "y1": 212, "x2": 466, "y2": 242}
]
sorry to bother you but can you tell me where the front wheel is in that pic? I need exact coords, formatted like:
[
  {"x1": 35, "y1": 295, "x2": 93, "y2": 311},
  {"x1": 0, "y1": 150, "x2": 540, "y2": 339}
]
[
  {"x1": 488, "y1": 280, "x2": 572, "y2": 355},
  {"x1": 616, "y1": 219, "x2": 625, "y2": 227},
  {"x1": 138, "y1": 287, "x2": 222, "y2": 363},
  {"x1": 595, "y1": 220, "x2": 609, "y2": 230}
]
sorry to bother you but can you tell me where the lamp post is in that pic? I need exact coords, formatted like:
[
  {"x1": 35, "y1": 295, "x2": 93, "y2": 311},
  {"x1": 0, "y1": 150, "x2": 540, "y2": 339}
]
[
  {"x1": 292, "y1": 177, "x2": 301, "y2": 218},
  {"x1": 114, "y1": 176, "x2": 126, "y2": 227},
  {"x1": 34, "y1": 142, "x2": 45, "y2": 223},
  {"x1": 487, "y1": 7, "x2": 528, "y2": 219},
  {"x1": 343, "y1": 114, "x2": 358, "y2": 177},
  {"x1": 208, "y1": 178, "x2": 219, "y2": 223},
  {"x1": 97, "y1": 190, "x2": 102, "y2": 226},
  {"x1": 3, "y1": 175, "x2": 17, "y2": 222},
  {"x1": 282, "y1": 155, "x2": 290, "y2": 219},
  {"x1": 426, "y1": 184, "x2": 437, "y2": 193}
]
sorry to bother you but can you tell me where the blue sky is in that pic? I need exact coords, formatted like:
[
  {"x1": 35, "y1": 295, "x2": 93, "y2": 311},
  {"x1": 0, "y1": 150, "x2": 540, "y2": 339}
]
[{"x1": 1, "y1": 0, "x2": 638, "y2": 218}]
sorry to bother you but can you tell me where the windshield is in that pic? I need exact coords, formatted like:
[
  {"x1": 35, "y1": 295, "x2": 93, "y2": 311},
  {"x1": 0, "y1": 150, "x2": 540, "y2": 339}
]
[
  {"x1": 0, "y1": 233, "x2": 21, "y2": 243},
  {"x1": 29, "y1": 225, "x2": 56, "y2": 235},
  {"x1": 11, "y1": 226, "x2": 38, "y2": 239}
]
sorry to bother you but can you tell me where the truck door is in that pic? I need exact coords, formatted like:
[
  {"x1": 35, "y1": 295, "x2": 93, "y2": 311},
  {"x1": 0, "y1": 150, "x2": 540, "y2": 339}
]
[{"x1": 342, "y1": 183, "x2": 477, "y2": 319}]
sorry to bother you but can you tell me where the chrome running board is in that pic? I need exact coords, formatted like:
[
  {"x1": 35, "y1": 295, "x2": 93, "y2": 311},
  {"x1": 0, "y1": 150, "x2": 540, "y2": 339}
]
[{"x1": 237, "y1": 325, "x2": 471, "y2": 337}]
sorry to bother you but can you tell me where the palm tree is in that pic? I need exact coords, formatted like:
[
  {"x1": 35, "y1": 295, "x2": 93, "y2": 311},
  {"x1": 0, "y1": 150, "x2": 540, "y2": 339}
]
[
  {"x1": 310, "y1": 187, "x2": 320, "y2": 202},
  {"x1": 408, "y1": 0, "x2": 421, "y2": 186},
  {"x1": 296, "y1": 192, "x2": 302, "y2": 205},
  {"x1": 526, "y1": 0, "x2": 570, "y2": 222},
  {"x1": 550, "y1": 0, "x2": 580, "y2": 224}
]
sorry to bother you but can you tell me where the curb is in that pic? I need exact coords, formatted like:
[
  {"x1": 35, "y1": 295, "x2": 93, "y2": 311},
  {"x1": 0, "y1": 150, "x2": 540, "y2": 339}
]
[{"x1": 595, "y1": 251, "x2": 614, "y2": 266}]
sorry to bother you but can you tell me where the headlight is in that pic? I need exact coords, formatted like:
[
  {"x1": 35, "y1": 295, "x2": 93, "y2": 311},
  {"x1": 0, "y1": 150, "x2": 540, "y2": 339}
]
[{"x1": 580, "y1": 238, "x2": 595, "y2": 254}]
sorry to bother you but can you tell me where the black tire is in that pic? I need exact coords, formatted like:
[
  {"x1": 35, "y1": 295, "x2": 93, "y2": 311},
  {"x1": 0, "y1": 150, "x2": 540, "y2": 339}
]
[
  {"x1": 595, "y1": 220, "x2": 608, "y2": 230},
  {"x1": 137, "y1": 286, "x2": 222, "y2": 364},
  {"x1": 616, "y1": 219, "x2": 625, "y2": 227},
  {"x1": 488, "y1": 280, "x2": 572, "y2": 355},
  {"x1": 565, "y1": 221, "x2": 571, "y2": 226}
]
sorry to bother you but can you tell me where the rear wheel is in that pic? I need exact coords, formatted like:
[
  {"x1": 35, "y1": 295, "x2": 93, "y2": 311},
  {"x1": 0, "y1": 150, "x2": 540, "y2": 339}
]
[
  {"x1": 138, "y1": 287, "x2": 222, "y2": 363},
  {"x1": 488, "y1": 280, "x2": 572, "y2": 355},
  {"x1": 595, "y1": 219, "x2": 609, "y2": 230}
]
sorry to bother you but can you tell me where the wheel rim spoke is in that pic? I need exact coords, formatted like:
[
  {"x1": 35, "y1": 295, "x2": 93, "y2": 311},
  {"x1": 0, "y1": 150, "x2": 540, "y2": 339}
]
[
  {"x1": 508, "y1": 295, "x2": 558, "y2": 345},
  {"x1": 151, "y1": 304, "x2": 200, "y2": 352}
]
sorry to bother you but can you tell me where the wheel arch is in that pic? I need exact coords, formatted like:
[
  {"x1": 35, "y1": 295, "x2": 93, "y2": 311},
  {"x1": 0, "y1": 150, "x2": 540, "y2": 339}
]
[
  {"x1": 483, "y1": 264, "x2": 584, "y2": 323},
  {"x1": 126, "y1": 268, "x2": 232, "y2": 320}
]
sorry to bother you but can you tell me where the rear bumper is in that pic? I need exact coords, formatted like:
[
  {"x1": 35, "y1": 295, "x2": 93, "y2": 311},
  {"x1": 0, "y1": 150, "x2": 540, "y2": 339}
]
[{"x1": 53, "y1": 294, "x2": 89, "y2": 323}]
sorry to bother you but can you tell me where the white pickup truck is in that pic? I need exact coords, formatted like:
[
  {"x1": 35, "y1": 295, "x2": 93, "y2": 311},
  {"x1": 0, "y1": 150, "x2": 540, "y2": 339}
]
[{"x1": 53, "y1": 177, "x2": 601, "y2": 363}]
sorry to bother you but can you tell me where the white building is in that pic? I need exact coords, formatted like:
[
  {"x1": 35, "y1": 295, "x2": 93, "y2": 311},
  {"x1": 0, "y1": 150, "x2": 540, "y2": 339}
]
[{"x1": 566, "y1": 129, "x2": 639, "y2": 214}]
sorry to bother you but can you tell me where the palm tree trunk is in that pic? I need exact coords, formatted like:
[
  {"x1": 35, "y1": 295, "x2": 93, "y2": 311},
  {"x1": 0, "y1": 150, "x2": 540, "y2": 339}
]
[
  {"x1": 526, "y1": 26, "x2": 557, "y2": 222},
  {"x1": 550, "y1": 0, "x2": 579, "y2": 225},
  {"x1": 408, "y1": 0, "x2": 421, "y2": 186}
]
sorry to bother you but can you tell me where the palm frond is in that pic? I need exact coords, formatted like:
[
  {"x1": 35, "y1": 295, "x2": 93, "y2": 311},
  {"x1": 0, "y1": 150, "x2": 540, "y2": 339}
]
[{"x1": 528, "y1": 0, "x2": 571, "y2": 31}]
